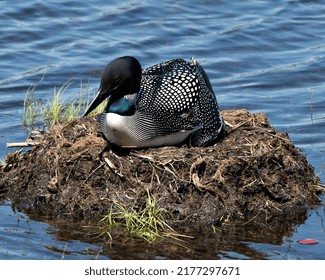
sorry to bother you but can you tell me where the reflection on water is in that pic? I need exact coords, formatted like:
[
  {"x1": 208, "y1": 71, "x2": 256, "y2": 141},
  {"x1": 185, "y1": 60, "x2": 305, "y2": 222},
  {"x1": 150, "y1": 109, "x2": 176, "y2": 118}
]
[
  {"x1": 5, "y1": 200, "x2": 318, "y2": 259},
  {"x1": 0, "y1": 0, "x2": 324, "y2": 259},
  {"x1": 0, "y1": 201, "x2": 108, "y2": 259}
]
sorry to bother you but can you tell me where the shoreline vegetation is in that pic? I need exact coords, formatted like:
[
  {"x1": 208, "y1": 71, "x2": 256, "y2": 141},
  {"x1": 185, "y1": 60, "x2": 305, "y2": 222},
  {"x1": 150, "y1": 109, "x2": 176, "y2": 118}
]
[
  {"x1": 0, "y1": 80, "x2": 323, "y2": 244},
  {"x1": 22, "y1": 79, "x2": 106, "y2": 130}
]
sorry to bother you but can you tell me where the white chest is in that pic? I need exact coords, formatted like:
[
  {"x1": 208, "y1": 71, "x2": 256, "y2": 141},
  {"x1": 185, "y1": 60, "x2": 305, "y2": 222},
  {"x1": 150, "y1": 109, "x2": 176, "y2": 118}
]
[{"x1": 101, "y1": 113, "x2": 197, "y2": 148}]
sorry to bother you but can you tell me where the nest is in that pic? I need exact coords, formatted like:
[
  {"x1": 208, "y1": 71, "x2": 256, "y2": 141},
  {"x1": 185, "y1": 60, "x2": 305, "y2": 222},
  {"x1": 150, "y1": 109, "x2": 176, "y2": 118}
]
[{"x1": 0, "y1": 109, "x2": 321, "y2": 226}]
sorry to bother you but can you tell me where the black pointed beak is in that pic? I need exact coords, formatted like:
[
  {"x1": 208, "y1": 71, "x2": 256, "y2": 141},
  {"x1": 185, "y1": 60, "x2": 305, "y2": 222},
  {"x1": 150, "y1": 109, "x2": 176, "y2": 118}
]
[{"x1": 83, "y1": 88, "x2": 108, "y2": 117}]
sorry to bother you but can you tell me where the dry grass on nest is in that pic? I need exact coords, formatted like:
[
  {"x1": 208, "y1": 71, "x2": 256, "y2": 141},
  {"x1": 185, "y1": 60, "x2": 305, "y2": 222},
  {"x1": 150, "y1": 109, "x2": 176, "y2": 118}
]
[{"x1": 0, "y1": 109, "x2": 321, "y2": 227}]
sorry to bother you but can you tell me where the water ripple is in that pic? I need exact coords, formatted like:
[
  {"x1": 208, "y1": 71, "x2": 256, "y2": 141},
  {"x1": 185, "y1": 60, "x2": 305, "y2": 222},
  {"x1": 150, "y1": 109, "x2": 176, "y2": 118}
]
[{"x1": 0, "y1": 0, "x2": 324, "y2": 259}]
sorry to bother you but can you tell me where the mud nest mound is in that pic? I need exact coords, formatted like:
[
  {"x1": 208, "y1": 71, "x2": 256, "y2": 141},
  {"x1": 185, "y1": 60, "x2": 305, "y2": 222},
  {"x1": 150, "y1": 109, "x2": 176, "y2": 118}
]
[{"x1": 0, "y1": 109, "x2": 320, "y2": 226}]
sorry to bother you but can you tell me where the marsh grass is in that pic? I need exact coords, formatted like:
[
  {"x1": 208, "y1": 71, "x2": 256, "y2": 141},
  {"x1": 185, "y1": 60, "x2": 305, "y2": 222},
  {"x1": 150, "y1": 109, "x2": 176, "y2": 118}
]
[
  {"x1": 23, "y1": 81, "x2": 44, "y2": 128},
  {"x1": 43, "y1": 82, "x2": 71, "y2": 127},
  {"x1": 23, "y1": 79, "x2": 106, "y2": 130},
  {"x1": 99, "y1": 190, "x2": 190, "y2": 243}
]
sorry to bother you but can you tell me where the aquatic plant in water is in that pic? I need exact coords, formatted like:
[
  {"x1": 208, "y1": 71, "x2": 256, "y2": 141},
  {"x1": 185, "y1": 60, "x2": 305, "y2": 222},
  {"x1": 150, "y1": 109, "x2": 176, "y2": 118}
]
[{"x1": 99, "y1": 190, "x2": 188, "y2": 243}]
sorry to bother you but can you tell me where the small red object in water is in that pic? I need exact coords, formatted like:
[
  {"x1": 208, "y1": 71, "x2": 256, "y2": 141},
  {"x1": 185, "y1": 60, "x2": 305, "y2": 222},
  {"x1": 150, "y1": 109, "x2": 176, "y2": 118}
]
[{"x1": 298, "y1": 239, "x2": 318, "y2": 245}]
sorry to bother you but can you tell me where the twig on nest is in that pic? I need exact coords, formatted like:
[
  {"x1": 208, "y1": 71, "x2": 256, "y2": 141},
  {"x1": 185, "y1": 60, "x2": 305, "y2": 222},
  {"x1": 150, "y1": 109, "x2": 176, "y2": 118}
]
[
  {"x1": 83, "y1": 162, "x2": 105, "y2": 184},
  {"x1": 316, "y1": 184, "x2": 325, "y2": 193},
  {"x1": 6, "y1": 130, "x2": 44, "y2": 148},
  {"x1": 6, "y1": 142, "x2": 38, "y2": 148},
  {"x1": 227, "y1": 119, "x2": 252, "y2": 134},
  {"x1": 104, "y1": 157, "x2": 124, "y2": 178}
]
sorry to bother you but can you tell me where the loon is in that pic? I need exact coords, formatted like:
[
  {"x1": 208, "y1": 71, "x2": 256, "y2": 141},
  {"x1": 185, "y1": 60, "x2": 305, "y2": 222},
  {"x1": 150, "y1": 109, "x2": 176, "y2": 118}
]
[{"x1": 83, "y1": 56, "x2": 225, "y2": 148}]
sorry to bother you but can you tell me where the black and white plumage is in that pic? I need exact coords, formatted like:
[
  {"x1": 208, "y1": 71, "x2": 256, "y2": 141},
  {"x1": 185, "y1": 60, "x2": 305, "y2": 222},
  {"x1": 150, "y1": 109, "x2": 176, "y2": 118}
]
[{"x1": 83, "y1": 56, "x2": 225, "y2": 148}]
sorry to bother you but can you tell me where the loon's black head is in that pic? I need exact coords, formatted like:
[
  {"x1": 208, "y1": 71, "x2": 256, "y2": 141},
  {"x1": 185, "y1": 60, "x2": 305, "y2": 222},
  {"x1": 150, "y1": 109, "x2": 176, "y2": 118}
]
[{"x1": 83, "y1": 56, "x2": 142, "y2": 117}]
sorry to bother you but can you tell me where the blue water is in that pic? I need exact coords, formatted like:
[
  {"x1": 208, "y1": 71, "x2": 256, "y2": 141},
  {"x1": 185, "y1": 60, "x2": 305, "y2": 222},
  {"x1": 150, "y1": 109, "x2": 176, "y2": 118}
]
[{"x1": 0, "y1": 0, "x2": 324, "y2": 259}]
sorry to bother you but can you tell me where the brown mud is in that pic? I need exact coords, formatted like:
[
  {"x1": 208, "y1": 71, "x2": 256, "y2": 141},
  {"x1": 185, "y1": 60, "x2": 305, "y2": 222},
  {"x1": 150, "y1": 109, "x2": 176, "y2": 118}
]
[{"x1": 0, "y1": 109, "x2": 321, "y2": 227}]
